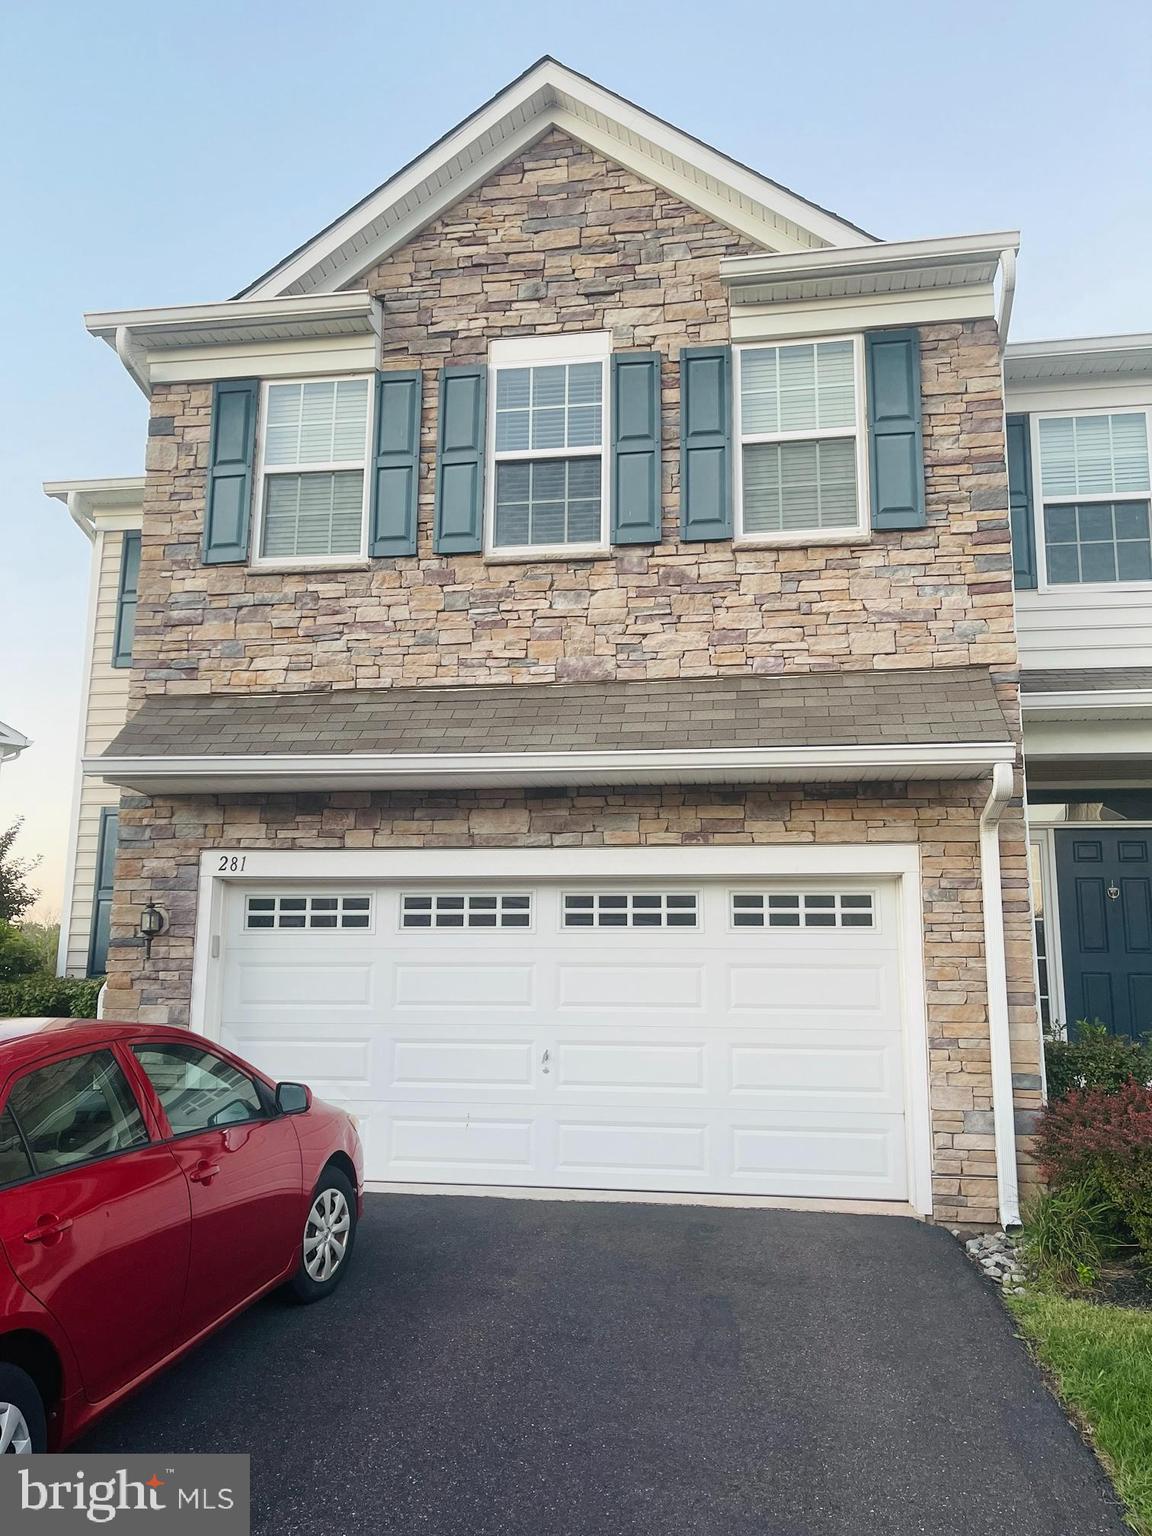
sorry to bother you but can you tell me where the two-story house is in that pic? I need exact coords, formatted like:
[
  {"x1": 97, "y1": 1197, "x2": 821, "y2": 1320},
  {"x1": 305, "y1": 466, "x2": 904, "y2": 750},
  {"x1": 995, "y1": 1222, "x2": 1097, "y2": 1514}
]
[{"x1": 47, "y1": 58, "x2": 1061, "y2": 1231}]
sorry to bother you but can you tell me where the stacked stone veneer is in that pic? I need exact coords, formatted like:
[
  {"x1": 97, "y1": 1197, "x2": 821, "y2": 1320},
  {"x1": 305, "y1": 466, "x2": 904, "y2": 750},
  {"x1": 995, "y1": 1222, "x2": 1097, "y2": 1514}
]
[{"x1": 107, "y1": 129, "x2": 1041, "y2": 1225}]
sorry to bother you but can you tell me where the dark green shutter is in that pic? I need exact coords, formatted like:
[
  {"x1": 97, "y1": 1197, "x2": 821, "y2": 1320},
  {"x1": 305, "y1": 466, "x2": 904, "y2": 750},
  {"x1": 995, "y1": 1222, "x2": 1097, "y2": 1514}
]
[
  {"x1": 1006, "y1": 413, "x2": 1037, "y2": 589},
  {"x1": 88, "y1": 807, "x2": 119, "y2": 976},
  {"x1": 369, "y1": 370, "x2": 422, "y2": 557},
  {"x1": 866, "y1": 330, "x2": 926, "y2": 530},
  {"x1": 203, "y1": 378, "x2": 258, "y2": 564},
  {"x1": 611, "y1": 352, "x2": 662, "y2": 544},
  {"x1": 112, "y1": 530, "x2": 141, "y2": 668},
  {"x1": 434, "y1": 365, "x2": 486, "y2": 554},
  {"x1": 679, "y1": 346, "x2": 732, "y2": 541}
]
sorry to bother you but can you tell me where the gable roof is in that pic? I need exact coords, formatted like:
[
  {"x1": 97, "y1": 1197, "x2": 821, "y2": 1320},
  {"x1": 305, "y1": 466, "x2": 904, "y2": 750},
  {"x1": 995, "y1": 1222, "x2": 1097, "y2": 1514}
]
[{"x1": 238, "y1": 57, "x2": 876, "y2": 301}]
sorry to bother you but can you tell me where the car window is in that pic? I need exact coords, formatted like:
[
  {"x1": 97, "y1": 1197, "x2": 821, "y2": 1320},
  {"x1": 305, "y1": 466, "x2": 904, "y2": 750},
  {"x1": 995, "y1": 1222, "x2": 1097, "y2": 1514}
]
[
  {"x1": 7, "y1": 1050, "x2": 149, "y2": 1175},
  {"x1": 0, "y1": 1107, "x2": 33, "y2": 1188},
  {"x1": 132, "y1": 1044, "x2": 267, "y2": 1136}
]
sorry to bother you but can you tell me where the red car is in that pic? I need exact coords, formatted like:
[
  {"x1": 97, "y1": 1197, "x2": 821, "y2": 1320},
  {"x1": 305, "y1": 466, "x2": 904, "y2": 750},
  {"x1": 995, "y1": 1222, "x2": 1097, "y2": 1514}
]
[{"x1": 0, "y1": 1018, "x2": 362, "y2": 1453}]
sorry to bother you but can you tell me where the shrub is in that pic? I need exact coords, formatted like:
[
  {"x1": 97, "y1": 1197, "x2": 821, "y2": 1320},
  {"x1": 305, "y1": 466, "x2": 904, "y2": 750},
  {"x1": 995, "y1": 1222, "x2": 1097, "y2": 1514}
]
[
  {"x1": 1036, "y1": 1080, "x2": 1152, "y2": 1263},
  {"x1": 0, "y1": 921, "x2": 42, "y2": 982},
  {"x1": 0, "y1": 974, "x2": 104, "y2": 1019},
  {"x1": 1018, "y1": 1181, "x2": 1123, "y2": 1291},
  {"x1": 1044, "y1": 1020, "x2": 1152, "y2": 1102}
]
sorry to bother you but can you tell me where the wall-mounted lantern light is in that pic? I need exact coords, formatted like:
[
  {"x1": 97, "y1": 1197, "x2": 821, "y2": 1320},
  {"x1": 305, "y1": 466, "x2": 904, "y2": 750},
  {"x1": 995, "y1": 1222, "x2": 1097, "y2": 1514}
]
[{"x1": 139, "y1": 901, "x2": 167, "y2": 959}]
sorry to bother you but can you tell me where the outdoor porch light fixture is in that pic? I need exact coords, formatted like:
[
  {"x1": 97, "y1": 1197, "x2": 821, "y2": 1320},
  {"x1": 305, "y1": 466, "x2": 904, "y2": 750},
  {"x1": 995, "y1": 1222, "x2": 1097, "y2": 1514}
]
[{"x1": 139, "y1": 900, "x2": 166, "y2": 959}]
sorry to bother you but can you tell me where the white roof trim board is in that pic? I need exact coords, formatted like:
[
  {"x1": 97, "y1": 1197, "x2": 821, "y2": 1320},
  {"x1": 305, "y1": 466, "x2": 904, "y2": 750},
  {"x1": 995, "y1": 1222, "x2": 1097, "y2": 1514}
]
[
  {"x1": 720, "y1": 232, "x2": 1019, "y2": 306},
  {"x1": 43, "y1": 477, "x2": 146, "y2": 539},
  {"x1": 88, "y1": 740, "x2": 1014, "y2": 794},
  {"x1": 0, "y1": 721, "x2": 30, "y2": 762},
  {"x1": 1005, "y1": 333, "x2": 1152, "y2": 384},
  {"x1": 238, "y1": 57, "x2": 876, "y2": 300}
]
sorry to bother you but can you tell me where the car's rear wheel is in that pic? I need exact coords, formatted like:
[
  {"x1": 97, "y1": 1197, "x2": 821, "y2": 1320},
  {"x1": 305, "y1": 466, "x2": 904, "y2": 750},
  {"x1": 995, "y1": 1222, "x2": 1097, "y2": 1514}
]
[
  {"x1": 287, "y1": 1169, "x2": 357, "y2": 1303},
  {"x1": 0, "y1": 1366, "x2": 46, "y2": 1454}
]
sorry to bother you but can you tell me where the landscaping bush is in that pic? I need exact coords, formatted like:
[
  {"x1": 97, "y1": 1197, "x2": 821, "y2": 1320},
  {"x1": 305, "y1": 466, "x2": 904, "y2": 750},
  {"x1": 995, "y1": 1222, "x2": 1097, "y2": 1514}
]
[
  {"x1": 0, "y1": 921, "x2": 43, "y2": 982},
  {"x1": 0, "y1": 974, "x2": 104, "y2": 1019},
  {"x1": 1036, "y1": 1080, "x2": 1152, "y2": 1265},
  {"x1": 1044, "y1": 1021, "x2": 1152, "y2": 1102},
  {"x1": 1018, "y1": 1181, "x2": 1123, "y2": 1291}
]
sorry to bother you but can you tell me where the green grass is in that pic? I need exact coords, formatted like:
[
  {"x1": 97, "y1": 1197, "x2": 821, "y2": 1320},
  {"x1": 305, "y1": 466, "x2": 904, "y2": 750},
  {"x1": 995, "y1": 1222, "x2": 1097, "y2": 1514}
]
[{"x1": 1008, "y1": 1291, "x2": 1152, "y2": 1534}]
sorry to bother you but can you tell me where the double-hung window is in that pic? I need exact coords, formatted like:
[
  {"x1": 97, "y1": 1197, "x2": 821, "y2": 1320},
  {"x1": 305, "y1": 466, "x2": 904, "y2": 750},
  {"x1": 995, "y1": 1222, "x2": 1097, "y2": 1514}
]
[
  {"x1": 255, "y1": 376, "x2": 373, "y2": 564},
  {"x1": 487, "y1": 334, "x2": 610, "y2": 555},
  {"x1": 1036, "y1": 410, "x2": 1152, "y2": 585},
  {"x1": 734, "y1": 336, "x2": 868, "y2": 542}
]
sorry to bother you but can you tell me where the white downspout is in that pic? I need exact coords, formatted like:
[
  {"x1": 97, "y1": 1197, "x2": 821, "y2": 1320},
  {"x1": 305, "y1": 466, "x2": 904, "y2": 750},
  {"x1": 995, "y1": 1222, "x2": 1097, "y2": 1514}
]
[{"x1": 980, "y1": 760, "x2": 1020, "y2": 1228}]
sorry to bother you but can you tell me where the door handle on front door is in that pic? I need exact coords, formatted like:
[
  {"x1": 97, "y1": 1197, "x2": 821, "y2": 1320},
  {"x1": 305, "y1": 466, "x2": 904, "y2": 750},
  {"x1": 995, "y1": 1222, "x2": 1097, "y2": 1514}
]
[
  {"x1": 189, "y1": 1161, "x2": 221, "y2": 1184},
  {"x1": 23, "y1": 1217, "x2": 73, "y2": 1244}
]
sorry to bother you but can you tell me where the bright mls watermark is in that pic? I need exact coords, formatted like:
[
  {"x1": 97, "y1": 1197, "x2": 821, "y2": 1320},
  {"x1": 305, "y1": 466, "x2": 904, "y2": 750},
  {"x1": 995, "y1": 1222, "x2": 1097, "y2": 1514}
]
[{"x1": 0, "y1": 1456, "x2": 249, "y2": 1532}]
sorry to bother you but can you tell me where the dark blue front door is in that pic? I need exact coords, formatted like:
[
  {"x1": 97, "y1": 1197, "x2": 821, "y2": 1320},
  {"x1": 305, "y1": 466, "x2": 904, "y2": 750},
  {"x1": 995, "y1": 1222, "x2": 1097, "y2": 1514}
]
[{"x1": 1055, "y1": 828, "x2": 1152, "y2": 1039}]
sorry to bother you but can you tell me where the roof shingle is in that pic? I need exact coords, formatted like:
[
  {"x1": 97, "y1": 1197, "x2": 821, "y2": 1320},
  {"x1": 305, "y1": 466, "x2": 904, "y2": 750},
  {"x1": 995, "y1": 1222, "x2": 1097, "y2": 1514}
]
[{"x1": 104, "y1": 669, "x2": 1011, "y2": 760}]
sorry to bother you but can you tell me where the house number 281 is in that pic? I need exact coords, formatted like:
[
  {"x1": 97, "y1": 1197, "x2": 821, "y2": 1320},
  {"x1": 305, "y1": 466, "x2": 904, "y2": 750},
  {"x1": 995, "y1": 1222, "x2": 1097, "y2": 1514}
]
[{"x1": 218, "y1": 855, "x2": 247, "y2": 873}]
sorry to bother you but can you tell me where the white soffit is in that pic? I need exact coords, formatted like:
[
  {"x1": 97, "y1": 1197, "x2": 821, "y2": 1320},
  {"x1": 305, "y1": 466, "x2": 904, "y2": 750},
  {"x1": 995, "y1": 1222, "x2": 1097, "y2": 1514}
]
[
  {"x1": 1005, "y1": 333, "x2": 1152, "y2": 385},
  {"x1": 720, "y1": 231, "x2": 1018, "y2": 306},
  {"x1": 44, "y1": 476, "x2": 146, "y2": 539},
  {"x1": 0, "y1": 721, "x2": 30, "y2": 760},
  {"x1": 236, "y1": 57, "x2": 877, "y2": 300}
]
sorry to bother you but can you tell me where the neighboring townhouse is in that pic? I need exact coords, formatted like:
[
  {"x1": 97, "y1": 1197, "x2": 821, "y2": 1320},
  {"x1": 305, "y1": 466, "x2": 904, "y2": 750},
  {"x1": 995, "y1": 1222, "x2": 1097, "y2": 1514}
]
[
  {"x1": 0, "y1": 721, "x2": 29, "y2": 775},
  {"x1": 47, "y1": 58, "x2": 1052, "y2": 1230},
  {"x1": 1010, "y1": 335, "x2": 1152, "y2": 1040},
  {"x1": 45, "y1": 478, "x2": 144, "y2": 975}
]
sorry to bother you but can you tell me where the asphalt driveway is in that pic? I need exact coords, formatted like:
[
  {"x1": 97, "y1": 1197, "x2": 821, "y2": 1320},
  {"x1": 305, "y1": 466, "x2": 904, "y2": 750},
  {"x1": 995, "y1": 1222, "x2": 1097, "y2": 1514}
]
[{"x1": 78, "y1": 1195, "x2": 1128, "y2": 1535}]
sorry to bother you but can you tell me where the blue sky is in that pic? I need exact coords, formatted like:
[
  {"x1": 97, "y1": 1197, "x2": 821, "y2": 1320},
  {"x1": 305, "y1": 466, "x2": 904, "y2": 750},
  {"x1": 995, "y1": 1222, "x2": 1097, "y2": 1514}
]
[{"x1": 1, "y1": 0, "x2": 1149, "y2": 917}]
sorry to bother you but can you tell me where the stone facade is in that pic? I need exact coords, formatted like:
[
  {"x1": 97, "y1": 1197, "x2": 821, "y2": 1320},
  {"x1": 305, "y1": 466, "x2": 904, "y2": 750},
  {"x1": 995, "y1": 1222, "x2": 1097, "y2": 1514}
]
[
  {"x1": 135, "y1": 133, "x2": 1015, "y2": 696},
  {"x1": 106, "y1": 781, "x2": 1040, "y2": 1228},
  {"x1": 107, "y1": 128, "x2": 1042, "y2": 1223}
]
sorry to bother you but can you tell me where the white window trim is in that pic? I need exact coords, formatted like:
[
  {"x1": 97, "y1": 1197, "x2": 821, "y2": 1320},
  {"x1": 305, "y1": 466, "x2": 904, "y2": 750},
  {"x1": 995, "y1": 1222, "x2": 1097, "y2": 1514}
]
[
  {"x1": 484, "y1": 335, "x2": 611, "y2": 559},
  {"x1": 733, "y1": 334, "x2": 871, "y2": 548},
  {"x1": 1031, "y1": 405, "x2": 1152, "y2": 595},
  {"x1": 250, "y1": 373, "x2": 375, "y2": 570}
]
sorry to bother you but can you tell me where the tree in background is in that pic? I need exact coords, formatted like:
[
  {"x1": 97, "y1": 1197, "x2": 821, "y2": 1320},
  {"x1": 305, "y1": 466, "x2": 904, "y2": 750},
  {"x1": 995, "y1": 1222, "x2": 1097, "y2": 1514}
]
[{"x1": 0, "y1": 819, "x2": 40, "y2": 924}]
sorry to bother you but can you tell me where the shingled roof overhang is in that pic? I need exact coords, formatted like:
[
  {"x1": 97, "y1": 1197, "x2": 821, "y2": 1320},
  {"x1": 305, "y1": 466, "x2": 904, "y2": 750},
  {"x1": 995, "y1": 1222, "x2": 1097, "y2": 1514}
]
[{"x1": 90, "y1": 670, "x2": 1014, "y2": 793}]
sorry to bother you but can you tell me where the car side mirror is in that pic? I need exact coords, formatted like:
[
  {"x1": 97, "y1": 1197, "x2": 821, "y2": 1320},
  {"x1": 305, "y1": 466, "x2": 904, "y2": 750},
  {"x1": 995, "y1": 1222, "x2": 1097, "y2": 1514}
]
[{"x1": 276, "y1": 1082, "x2": 311, "y2": 1115}]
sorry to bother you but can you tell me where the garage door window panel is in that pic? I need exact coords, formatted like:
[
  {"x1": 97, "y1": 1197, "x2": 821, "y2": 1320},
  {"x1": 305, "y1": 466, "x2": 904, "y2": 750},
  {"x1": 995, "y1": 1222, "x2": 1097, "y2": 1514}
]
[
  {"x1": 245, "y1": 894, "x2": 372, "y2": 931},
  {"x1": 563, "y1": 893, "x2": 699, "y2": 929},
  {"x1": 731, "y1": 892, "x2": 876, "y2": 929},
  {"x1": 401, "y1": 893, "x2": 532, "y2": 929}
]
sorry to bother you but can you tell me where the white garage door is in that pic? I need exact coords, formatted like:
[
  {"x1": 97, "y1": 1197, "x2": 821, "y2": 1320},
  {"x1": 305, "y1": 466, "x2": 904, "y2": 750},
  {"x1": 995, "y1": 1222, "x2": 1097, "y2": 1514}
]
[{"x1": 217, "y1": 878, "x2": 910, "y2": 1200}]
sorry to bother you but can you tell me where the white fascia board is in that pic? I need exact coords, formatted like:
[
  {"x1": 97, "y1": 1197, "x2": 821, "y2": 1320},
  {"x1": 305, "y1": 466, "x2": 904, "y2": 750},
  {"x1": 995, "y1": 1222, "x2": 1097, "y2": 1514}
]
[
  {"x1": 720, "y1": 231, "x2": 1019, "y2": 288},
  {"x1": 1006, "y1": 332, "x2": 1152, "y2": 362},
  {"x1": 0, "y1": 722, "x2": 30, "y2": 755},
  {"x1": 1005, "y1": 332, "x2": 1152, "y2": 385},
  {"x1": 83, "y1": 291, "x2": 375, "y2": 343},
  {"x1": 238, "y1": 58, "x2": 874, "y2": 299},
  {"x1": 1022, "y1": 690, "x2": 1152, "y2": 717},
  {"x1": 88, "y1": 740, "x2": 1015, "y2": 792},
  {"x1": 44, "y1": 477, "x2": 145, "y2": 540}
]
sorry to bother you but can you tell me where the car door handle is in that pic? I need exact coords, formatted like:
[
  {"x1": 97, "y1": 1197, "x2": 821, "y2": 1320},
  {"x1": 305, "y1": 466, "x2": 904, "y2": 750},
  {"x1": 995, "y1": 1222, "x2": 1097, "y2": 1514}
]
[
  {"x1": 23, "y1": 1218, "x2": 73, "y2": 1244},
  {"x1": 189, "y1": 1161, "x2": 221, "y2": 1184}
]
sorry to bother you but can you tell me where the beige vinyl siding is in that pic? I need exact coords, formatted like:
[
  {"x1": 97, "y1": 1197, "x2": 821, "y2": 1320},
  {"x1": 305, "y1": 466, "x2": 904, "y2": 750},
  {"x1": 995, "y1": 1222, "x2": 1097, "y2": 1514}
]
[{"x1": 62, "y1": 528, "x2": 133, "y2": 976}]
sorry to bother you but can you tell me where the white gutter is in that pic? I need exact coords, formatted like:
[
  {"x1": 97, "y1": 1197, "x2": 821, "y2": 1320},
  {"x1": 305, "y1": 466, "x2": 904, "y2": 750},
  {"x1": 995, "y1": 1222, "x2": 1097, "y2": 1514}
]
[
  {"x1": 720, "y1": 229, "x2": 1020, "y2": 286},
  {"x1": 996, "y1": 245, "x2": 1016, "y2": 351},
  {"x1": 114, "y1": 325, "x2": 151, "y2": 398},
  {"x1": 979, "y1": 761, "x2": 1021, "y2": 1229},
  {"x1": 87, "y1": 740, "x2": 1017, "y2": 792}
]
